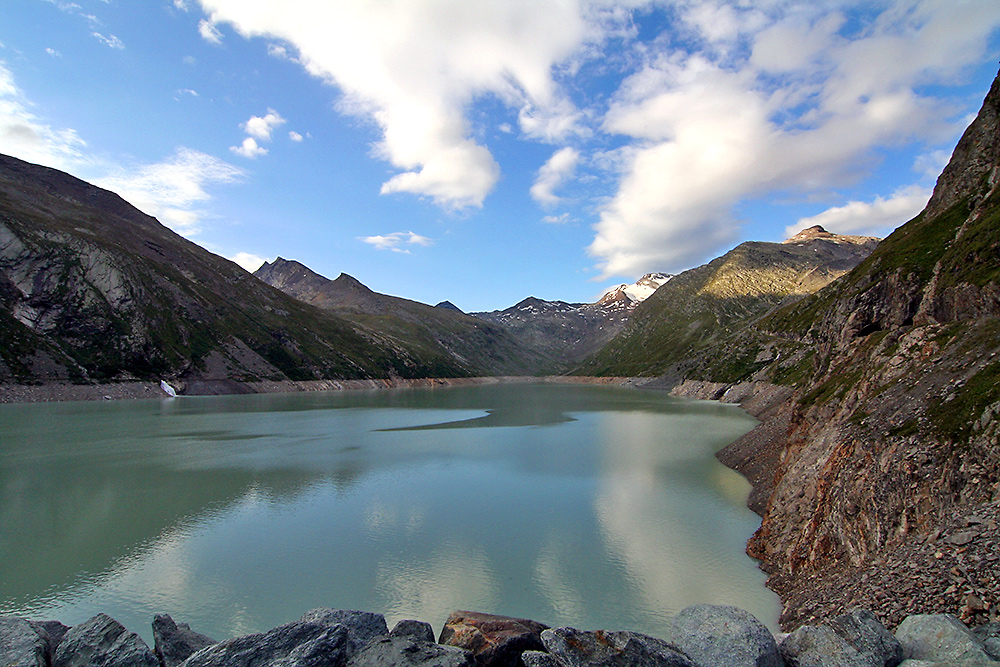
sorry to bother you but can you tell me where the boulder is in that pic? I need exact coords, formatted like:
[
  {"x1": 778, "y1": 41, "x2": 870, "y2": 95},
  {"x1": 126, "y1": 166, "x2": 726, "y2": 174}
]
[
  {"x1": 438, "y1": 612, "x2": 549, "y2": 667},
  {"x1": 347, "y1": 636, "x2": 474, "y2": 667},
  {"x1": 895, "y1": 615, "x2": 993, "y2": 663},
  {"x1": 52, "y1": 614, "x2": 158, "y2": 667},
  {"x1": 779, "y1": 625, "x2": 872, "y2": 667},
  {"x1": 540, "y1": 627, "x2": 695, "y2": 667},
  {"x1": 826, "y1": 609, "x2": 902, "y2": 667},
  {"x1": 668, "y1": 604, "x2": 782, "y2": 667},
  {"x1": 971, "y1": 624, "x2": 1000, "y2": 660},
  {"x1": 30, "y1": 620, "x2": 71, "y2": 652},
  {"x1": 390, "y1": 621, "x2": 436, "y2": 644},
  {"x1": 179, "y1": 621, "x2": 351, "y2": 667},
  {"x1": 1, "y1": 617, "x2": 48, "y2": 667},
  {"x1": 152, "y1": 614, "x2": 216, "y2": 667},
  {"x1": 299, "y1": 609, "x2": 388, "y2": 654}
]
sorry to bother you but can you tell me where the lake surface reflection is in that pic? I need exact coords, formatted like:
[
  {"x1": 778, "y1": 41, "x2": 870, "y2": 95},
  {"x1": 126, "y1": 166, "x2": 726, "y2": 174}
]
[{"x1": 0, "y1": 382, "x2": 779, "y2": 642}]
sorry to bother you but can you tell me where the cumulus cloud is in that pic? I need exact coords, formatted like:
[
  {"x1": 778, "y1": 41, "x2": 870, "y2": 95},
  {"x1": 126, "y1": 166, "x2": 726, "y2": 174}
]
[
  {"x1": 288, "y1": 131, "x2": 303, "y2": 142},
  {"x1": 589, "y1": 0, "x2": 1000, "y2": 279},
  {"x1": 531, "y1": 147, "x2": 580, "y2": 207},
  {"x1": 193, "y1": 0, "x2": 603, "y2": 208},
  {"x1": 229, "y1": 252, "x2": 268, "y2": 272},
  {"x1": 242, "y1": 109, "x2": 285, "y2": 141},
  {"x1": 93, "y1": 148, "x2": 244, "y2": 236},
  {"x1": 360, "y1": 231, "x2": 433, "y2": 253},
  {"x1": 786, "y1": 185, "x2": 932, "y2": 238},
  {"x1": 230, "y1": 137, "x2": 266, "y2": 159}
]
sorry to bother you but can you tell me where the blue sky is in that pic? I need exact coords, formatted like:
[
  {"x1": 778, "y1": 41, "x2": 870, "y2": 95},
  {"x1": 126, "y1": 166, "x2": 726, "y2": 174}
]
[{"x1": 1, "y1": 0, "x2": 999, "y2": 312}]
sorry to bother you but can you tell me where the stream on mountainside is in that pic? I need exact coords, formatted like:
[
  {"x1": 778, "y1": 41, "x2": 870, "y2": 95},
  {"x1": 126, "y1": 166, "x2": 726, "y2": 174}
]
[{"x1": 0, "y1": 382, "x2": 779, "y2": 642}]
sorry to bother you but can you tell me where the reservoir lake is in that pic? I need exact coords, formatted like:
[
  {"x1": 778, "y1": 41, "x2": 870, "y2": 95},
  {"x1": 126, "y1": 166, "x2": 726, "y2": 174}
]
[{"x1": 0, "y1": 382, "x2": 780, "y2": 642}]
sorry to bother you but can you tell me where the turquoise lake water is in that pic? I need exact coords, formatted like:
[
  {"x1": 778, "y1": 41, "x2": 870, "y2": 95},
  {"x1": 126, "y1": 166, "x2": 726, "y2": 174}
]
[{"x1": 0, "y1": 382, "x2": 780, "y2": 642}]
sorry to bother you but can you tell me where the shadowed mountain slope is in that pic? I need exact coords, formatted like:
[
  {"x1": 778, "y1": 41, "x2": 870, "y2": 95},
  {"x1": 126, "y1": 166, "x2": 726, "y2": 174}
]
[
  {"x1": 255, "y1": 258, "x2": 549, "y2": 375},
  {"x1": 0, "y1": 154, "x2": 492, "y2": 385}
]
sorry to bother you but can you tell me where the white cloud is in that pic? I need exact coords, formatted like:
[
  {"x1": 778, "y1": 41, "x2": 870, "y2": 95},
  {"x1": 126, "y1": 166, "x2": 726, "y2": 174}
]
[
  {"x1": 786, "y1": 185, "x2": 932, "y2": 238},
  {"x1": 92, "y1": 32, "x2": 124, "y2": 50},
  {"x1": 93, "y1": 148, "x2": 244, "y2": 236},
  {"x1": 46, "y1": 48, "x2": 62, "y2": 58},
  {"x1": 193, "y1": 0, "x2": 603, "y2": 208},
  {"x1": 543, "y1": 213, "x2": 571, "y2": 225},
  {"x1": 174, "y1": 0, "x2": 190, "y2": 10},
  {"x1": 198, "y1": 19, "x2": 223, "y2": 45},
  {"x1": 229, "y1": 252, "x2": 268, "y2": 272},
  {"x1": 360, "y1": 231, "x2": 433, "y2": 253},
  {"x1": 0, "y1": 63, "x2": 87, "y2": 171},
  {"x1": 230, "y1": 136, "x2": 267, "y2": 159},
  {"x1": 242, "y1": 109, "x2": 285, "y2": 141},
  {"x1": 589, "y1": 0, "x2": 1000, "y2": 279},
  {"x1": 531, "y1": 147, "x2": 580, "y2": 207},
  {"x1": 288, "y1": 131, "x2": 303, "y2": 142}
]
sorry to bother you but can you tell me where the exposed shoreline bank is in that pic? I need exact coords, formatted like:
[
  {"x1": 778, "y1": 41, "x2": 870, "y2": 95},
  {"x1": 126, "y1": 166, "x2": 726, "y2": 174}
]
[{"x1": 0, "y1": 375, "x2": 636, "y2": 404}]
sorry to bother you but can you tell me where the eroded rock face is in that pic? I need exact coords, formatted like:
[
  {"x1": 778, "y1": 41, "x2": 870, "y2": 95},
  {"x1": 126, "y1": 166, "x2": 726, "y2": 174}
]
[
  {"x1": 438, "y1": 611, "x2": 548, "y2": 667},
  {"x1": 298, "y1": 609, "x2": 389, "y2": 654},
  {"x1": 390, "y1": 621, "x2": 436, "y2": 644}
]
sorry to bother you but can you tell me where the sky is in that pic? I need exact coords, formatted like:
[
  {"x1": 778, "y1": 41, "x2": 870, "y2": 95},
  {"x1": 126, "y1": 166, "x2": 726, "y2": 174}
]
[{"x1": 1, "y1": 1, "x2": 999, "y2": 312}]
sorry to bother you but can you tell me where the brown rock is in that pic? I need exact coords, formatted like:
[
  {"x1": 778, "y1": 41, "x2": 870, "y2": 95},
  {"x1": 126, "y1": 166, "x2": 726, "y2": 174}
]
[{"x1": 438, "y1": 612, "x2": 549, "y2": 667}]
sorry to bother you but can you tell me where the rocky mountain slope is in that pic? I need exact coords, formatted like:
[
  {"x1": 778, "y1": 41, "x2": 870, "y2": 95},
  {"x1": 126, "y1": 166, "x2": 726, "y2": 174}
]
[
  {"x1": 577, "y1": 227, "x2": 879, "y2": 380},
  {"x1": 472, "y1": 273, "x2": 671, "y2": 366},
  {"x1": 728, "y1": 69, "x2": 1000, "y2": 628},
  {"x1": 254, "y1": 258, "x2": 548, "y2": 375},
  {"x1": 0, "y1": 155, "x2": 502, "y2": 387}
]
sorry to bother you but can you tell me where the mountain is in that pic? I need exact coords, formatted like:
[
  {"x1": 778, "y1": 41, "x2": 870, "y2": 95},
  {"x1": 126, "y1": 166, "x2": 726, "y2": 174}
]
[
  {"x1": 0, "y1": 154, "x2": 499, "y2": 387},
  {"x1": 577, "y1": 227, "x2": 879, "y2": 379},
  {"x1": 597, "y1": 272, "x2": 672, "y2": 313},
  {"x1": 254, "y1": 257, "x2": 547, "y2": 375},
  {"x1": 729, "y1": 69, "x2": 1000, "y2": 628},
  {"x1": 472, "y1": 273, "x2": 672, "y2": 366}
]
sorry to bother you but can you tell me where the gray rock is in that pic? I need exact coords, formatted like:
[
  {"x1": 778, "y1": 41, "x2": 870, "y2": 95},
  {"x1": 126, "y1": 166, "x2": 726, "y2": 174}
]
[
  {"x1": 390, "y1": 621, "x2": 436, "y2": 644},
  {"x1": 897, "y1": 662, "x2": 999, "y2": 667},
  {"x1": 347, "y1": 636, "x2": 473, "y2": 667},
  {"x1": 520, "y1": 652, "x2": 559, "y2": 667},
  {"x1": 971, "y1": 624, "x2": 1000, "y2": 660},
  {"x1": 53, "y1": 614, "x2": 158, "y2": 667},
  {"x1": 540, "y1": 627, "x2": 695, "y2": 667},
  {"x1": 298, "y1": 610, "x2": 388, "y2": 654},
  {"x1": 30, "y1": 620, "x2": 71, "y2": 652},
  {"x1": 1, "y1": 617, "x2": 48, "y2": 667},
  {"x1": 669, "y1": 604, "x2": 781, "y2": 667},
  {"x1": 895, "y1": 615, "x2": 993, "y2": 663},
  {"x1": 180, "y1": 621, "x2": 350, "y2": 667},
  {"x1": 779, "y1": 624, "x2": 872, "y2": 667},
  {"x1": 827, "y1": 609, "x2": 902, "y2": 667},
  {"x1": 152, "y1": 615, "x2": 216, "y2": 667}
]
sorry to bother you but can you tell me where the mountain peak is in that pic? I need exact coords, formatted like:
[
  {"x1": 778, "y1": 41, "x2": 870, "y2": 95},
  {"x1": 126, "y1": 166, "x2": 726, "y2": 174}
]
[{"x1": 783, "y1": 225, "x2": 833, "y2": 243}]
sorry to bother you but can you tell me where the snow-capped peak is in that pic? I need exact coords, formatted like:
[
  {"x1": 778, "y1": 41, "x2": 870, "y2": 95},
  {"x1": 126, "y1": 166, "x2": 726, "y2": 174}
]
[{"x1": 598, "y1": 272, "x2": 672, "y2": 308}]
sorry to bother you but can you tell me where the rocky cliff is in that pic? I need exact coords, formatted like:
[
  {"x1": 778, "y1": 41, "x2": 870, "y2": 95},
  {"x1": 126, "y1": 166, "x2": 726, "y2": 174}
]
[
  {"x1": 689, "y1": 71, "x2": 1000, "y2": 630},
  {"x1": 0, "y1": 155, "x2": 496, "y2": 387}
]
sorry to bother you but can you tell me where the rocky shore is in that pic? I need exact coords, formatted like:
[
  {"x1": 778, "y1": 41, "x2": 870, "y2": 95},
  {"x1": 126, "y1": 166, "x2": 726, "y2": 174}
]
[
  {"x1": 4, "y1": 605, "x2": 1000, "y2": 667},
  {"x1": 664, "y1": 379, "x2": 1000, "y2": 631}
]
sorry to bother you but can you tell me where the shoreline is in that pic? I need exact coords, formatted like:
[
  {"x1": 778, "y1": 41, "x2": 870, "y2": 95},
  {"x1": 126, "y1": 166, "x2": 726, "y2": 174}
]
[{"x1": 0, "y1": 375, "x2": 638, "y2": 405}]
